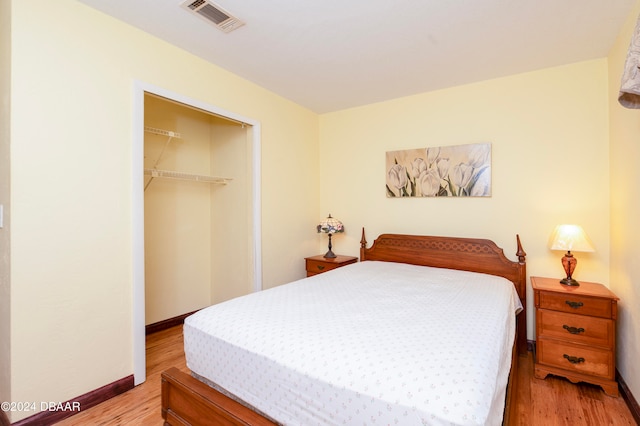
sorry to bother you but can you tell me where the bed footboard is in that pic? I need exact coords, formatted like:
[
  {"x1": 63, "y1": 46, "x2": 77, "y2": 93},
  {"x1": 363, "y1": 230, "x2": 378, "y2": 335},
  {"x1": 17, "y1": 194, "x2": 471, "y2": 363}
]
[
  {"x1": 162, "y1": 360, "x2": 519, "y2": 426},
  {"x1": 161, "y1": 367, "x2": 276, "y2": 426}
]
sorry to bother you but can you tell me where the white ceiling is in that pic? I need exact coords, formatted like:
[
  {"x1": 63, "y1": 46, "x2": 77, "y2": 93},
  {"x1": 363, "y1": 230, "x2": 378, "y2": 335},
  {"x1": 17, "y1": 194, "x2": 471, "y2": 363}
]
[{"x1": 78, "y1": 0, "x2": 636, "y2": 113}]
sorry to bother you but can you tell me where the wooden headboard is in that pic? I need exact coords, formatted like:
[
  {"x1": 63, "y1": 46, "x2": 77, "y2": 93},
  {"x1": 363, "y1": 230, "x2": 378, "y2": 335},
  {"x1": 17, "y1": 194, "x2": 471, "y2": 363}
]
[{"x1": 360, "y1": 228, "x2": 527, "y2": 355}]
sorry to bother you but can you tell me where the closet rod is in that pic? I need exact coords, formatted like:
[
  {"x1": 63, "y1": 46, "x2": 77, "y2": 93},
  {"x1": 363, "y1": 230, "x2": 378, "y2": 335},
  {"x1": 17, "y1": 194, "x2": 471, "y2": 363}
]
[{"x1": 144, "y1": 168, "x2": 232, "y2": 185}]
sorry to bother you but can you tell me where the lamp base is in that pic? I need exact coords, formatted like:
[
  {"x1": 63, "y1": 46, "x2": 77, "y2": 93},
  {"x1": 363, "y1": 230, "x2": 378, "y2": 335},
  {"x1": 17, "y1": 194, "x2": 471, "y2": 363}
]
[
  {"x1": 560, "y1": 277, "x2": 580, "y2": 286},
  {"x1": 323, "y1": 233, "x2": 336, "y2": 258},
  {"x1": 559, "y1": 251, "x2": 580, "y2": 286},
  {"x1": 323, "y1": 250, "x2": 337, "y2": 258}
]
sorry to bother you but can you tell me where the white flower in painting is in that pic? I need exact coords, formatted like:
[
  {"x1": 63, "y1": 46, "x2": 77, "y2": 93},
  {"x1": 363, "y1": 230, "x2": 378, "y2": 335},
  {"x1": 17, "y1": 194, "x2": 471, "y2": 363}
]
[
  {"x1": 426, "y1": 147, "x2": 440, "y2": 165},
  {"x1": 411, "y1": 158, "x2": 427, "y2": 178},
  {"x1": 388, "y1": 164, "x2": 408, "y2": 191},
  {"x1": 417, "y1": 169, "x2": 440, "y2": 196},
  {"x1": 467, "y1": 144, "x2": 490, "y2": 168},
  {"x1": 452, "y1": 163, "x2": 473, "y2": 189},
  {"x1": 436, "y1": 158, "x2": 450, "y2": 179},
  {"x1": 469, "y1": 167, "x2": 491, "y2": 196}
]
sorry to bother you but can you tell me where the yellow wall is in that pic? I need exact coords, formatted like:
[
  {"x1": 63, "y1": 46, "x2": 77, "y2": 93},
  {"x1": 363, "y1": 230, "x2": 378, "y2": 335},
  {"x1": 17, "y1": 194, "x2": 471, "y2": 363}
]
[
  {"x1": 8, "y1": 0, "x2": 318, "y2": 420},
  {"x1": 319, "y1": 60, "x2": 611, "y2": 340},
  {"x1": 608, "y1": 0, "x2": 640, "y2": 402},
  {"x1": 0, "y1": 0, "x2": 11, "y2": 409}
]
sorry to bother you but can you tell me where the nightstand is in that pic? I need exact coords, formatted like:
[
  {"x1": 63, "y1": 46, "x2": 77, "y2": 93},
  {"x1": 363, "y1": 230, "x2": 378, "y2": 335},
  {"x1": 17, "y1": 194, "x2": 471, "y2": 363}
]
[
  {"x1": 532, "y1": 276, "x2": 619, "y2": 397},
  {"x1": 305, "y1": 254, "x2": 358, "y2": 277}
]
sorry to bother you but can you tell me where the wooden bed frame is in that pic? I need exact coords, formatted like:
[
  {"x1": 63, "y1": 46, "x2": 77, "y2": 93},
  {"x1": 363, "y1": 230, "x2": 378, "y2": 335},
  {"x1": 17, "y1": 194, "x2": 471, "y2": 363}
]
[{"x1": 161, "y1": 229, "x2": 527, "y2": 426}]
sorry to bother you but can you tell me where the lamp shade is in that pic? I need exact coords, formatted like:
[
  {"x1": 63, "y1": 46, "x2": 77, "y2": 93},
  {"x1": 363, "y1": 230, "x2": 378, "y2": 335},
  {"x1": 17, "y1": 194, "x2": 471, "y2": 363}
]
[
  {"x1": 317, "y1": 214, "x2": 344, "y2": 234},
  {"x1": 548, "y1": 224, "x2": 595, "y2": 253}
]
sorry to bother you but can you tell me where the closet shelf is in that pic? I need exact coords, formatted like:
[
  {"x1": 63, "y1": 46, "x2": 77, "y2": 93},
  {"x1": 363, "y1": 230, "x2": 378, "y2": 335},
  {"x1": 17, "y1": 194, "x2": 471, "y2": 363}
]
[
  {"x1": 144, "y1": 168, "x2": 232, "y2": 185},
  {"x1": 145, "y1": 126, "x2": 182, "y2": 139}
]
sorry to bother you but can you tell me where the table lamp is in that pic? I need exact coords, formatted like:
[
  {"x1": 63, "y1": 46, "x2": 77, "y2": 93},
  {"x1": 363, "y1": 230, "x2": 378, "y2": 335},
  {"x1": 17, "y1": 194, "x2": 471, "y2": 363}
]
[
  {"x1": 548, "y1": 224, "x2": 595, "y2": 286},
  {"x1": 317, "y1": 214, "x2": 344, "y2": 258}
]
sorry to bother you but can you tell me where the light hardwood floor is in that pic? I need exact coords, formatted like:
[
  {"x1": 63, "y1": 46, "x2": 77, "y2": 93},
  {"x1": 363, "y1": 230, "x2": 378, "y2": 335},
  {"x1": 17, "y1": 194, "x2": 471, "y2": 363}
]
[{"x1": 55, "y1": 326, "x2": 637, "y2": 425}]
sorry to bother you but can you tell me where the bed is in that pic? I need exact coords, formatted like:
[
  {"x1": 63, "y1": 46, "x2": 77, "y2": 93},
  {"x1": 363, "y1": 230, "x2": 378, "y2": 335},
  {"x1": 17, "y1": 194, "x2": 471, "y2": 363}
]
[{"x1": 161, "y1": 229, "x2": 527, "y2": 425}]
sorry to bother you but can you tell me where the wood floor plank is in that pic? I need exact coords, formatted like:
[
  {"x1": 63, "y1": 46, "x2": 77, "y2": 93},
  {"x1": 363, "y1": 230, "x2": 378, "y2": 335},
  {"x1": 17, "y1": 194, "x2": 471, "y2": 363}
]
[
  {"x1": 517, "y1": 353, "x2": 636, "y2": 426},
  {"x1": 54, "y1": 326, "x2": 637, "y2": 425}
]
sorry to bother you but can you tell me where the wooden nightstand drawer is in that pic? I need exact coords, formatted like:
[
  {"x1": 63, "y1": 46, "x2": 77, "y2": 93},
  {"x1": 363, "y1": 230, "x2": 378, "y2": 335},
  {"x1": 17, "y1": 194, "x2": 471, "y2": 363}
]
[
  {"x1": 538, "y1": 292, "x2": 612, "y2": 318},
  {"x1": 537, "y1": 339, "x2": 614, "y2": 379},
  {"x1": 305, "y1": 255, "x2": 358, "y2": 277},
  {"x1": 537, "y1": 310, "x2": 614, "y2": 348},
  {"x1": 306, "y1": 259, "x2": 342, "y2": 274}
]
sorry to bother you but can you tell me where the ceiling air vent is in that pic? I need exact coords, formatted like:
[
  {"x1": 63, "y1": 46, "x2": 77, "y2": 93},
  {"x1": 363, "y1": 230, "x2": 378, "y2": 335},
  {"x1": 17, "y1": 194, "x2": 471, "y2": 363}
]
[{"x1": 181, "y1": 0, "x2": 245, "y2": 33}]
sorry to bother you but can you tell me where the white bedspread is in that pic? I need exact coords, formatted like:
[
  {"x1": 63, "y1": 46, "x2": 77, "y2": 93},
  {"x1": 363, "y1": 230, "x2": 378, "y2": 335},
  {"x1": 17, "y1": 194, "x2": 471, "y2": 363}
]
[{"x1": 184, "y1": 261, "x2": 522, "y2": 426}]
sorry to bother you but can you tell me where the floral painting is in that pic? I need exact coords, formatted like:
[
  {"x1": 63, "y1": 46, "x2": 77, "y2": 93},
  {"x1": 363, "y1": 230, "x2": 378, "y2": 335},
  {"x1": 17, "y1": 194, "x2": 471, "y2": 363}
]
[{"x1": 386, "y1": 143, "x2": 491, "y2": 197}]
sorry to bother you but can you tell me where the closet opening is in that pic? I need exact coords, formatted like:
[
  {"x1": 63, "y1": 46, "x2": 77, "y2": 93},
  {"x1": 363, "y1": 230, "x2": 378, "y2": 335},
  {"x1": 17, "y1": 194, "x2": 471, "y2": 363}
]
[{"x1": 132, "y1": 83, "x2": 261, "y2": 385}]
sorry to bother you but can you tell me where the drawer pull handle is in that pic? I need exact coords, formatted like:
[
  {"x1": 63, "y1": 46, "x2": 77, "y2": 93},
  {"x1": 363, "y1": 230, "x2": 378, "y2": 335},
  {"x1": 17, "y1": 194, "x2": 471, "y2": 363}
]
[
  {"x1": 316, "y1": 265, "x2": 325, "y2": 270},
  {"x1": 563, "y1": 325, "x2": 585, "y2": 334},
  {"x1": 563, "y1": 354, "x2": 585, "y2": 364},
  {"x1": 565, "y1": 300, "x2": 584, "y2": 309}
]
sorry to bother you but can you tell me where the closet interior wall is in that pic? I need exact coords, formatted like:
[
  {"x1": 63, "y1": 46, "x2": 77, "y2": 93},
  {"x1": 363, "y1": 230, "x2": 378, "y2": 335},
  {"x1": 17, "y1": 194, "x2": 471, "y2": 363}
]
[{"x1": 143, "y1": 93, "x2": 251, "y2": 325}]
